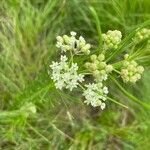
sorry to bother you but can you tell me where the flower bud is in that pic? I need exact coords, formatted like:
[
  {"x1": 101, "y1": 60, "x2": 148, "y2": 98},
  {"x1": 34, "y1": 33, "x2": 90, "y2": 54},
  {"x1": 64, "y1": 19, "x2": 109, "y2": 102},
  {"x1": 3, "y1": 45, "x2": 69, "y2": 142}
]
[
  {"x1": 98, "y1": 54, "x2": 105, "y2": 61},
  {"x1": 90, "y1": 55, "x2": 97, "y2": 61},
  {"x1": 135, "y1": 73, "x2": 141, "y2": 80},
  {"x1": 130, "y1": 76, "x2": 137, "y2": 83},
  {"x1": 137, "y1": 66, "x2": 144, "y2": 74},
  {"x1": 123, "y1": 61, "x2": 130, "y2": 67},
  {"x1": 127, "y1": 64, "x2": 135, "y2": 71},
  {"x1": 90, "y1": 63, "x2": 98, "y2": 70},
  {"x1": 97, "y1": 82, "x2": 103, "y2": 88},
  {"x1": 85, "y1": 62, "x2": 91, "y2": 68},
  {"x1": 84, "y1": 50, "x2": 90, "y2": 55},
  {"x1": 99, "y1": 62, "x2": 107, "y2": 69},
  {"x1": 100, "y1": 70, "x2": 106, "y2": 75},
  {"x1": 105, "y1": 65, "x2": 113, "y2": 73},
  {"x1": 94, "y1": 60, "x2": 100, "y2": 66},
  {"x1": 64, "y1": 45, "x2": 71, "y2": 51},
  {"x1": 124, "y1": 54, "x2": 129, "y2": 60},
  {"x1": 63, "y1": 35, "x2": 70, "y2": 43},
  {"x1": 121, "y1": 69, "x2": 128, "y2": 76},
  {"x1": 56, "y1": 36, "x2": 63, "y2": 43},
  {"x1": 93, "y1": 70, "x2": 100, "y2": 77},
  {"x1": 70, "y1": 31, "x2": 77, "y2": 36},
  {"x1": 131, "y1": 60, "x2": 137, "y2": 67}
]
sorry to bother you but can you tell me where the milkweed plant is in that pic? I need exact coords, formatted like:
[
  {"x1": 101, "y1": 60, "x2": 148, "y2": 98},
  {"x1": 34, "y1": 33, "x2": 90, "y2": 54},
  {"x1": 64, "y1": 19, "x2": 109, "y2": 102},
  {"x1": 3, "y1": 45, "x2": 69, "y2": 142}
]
[{"x1": 49, "y1": 27, "x2": 150, "y2": 110}]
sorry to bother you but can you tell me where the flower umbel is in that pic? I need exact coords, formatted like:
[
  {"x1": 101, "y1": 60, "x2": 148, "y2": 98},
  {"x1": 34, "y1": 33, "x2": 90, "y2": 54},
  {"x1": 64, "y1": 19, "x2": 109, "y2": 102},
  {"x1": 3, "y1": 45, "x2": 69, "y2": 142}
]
[
  {"x1": 102, "y1": 30, "x2": 122, "y2": 50},
  {"x1": 50, "y1": 29, "x2": 147, "y2": 110},
  {"x1": 85, "y1": 54, "x2": 113, "y2": 82},
  {"x1": 50, "y1": 55, "x2": 84, "y2": 91},
  {"x1": 83, "y1": 82, "x2": 108, "y2": 110},
  {"x1": 56, "y1": 31, "x2": 91, "y2": 55},
  {"x1": 120, "y1": 54, "x2": 144, "y2": 83},
  {"x1": 133, "y1": 28, "x2": 150, "y2": 43}
]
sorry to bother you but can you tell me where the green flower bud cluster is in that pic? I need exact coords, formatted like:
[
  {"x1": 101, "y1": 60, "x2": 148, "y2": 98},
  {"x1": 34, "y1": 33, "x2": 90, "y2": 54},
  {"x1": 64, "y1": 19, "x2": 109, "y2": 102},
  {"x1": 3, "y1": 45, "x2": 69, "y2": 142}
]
[
  {"x1": 56, "y1": 31, "x2": 91, "y2": 55},
  {"x1": 102, "y1": 30, "x2": 122, "y2": 50},
  {"x1": 121, "y1": 55, "x2": 144, "y2": 83},
  {"x1": 133, "y1": 28, "x2": 150, "y2": 43},
  {"x1": 85, "y1": 54, "x2": 113, "y2": 81}
]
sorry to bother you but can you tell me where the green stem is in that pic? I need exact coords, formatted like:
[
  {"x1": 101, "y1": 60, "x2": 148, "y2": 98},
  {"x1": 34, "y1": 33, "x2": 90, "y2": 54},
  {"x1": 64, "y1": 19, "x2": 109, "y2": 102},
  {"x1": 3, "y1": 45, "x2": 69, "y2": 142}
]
[
  {"x1": 81, "y1": 72, "x2": 92, "y2": 75},
  {"x1": 78, "y1": 83, "x2": 86, "y2": 91},
  {"x1": 27, "y1": 123, "x2": 51, "y2": 144},
  {"x1": 112, "y1": 60, "x2": 123, "y2": 69},
  {"x1": 107, "y1": 97, "x2": 128, "y2": 109},
  {"x1": 69, "y1": 50, "x2": 74, "y2": 64},
  {"x1": 0, "y1": 110, "x2": 21, "y2": 119},
  {"x1": 111, "y1": 76, "x2": 150, "y2": 109},
  {"x1": 113, "y1": 69, "x2": 121, "y2": 74}
]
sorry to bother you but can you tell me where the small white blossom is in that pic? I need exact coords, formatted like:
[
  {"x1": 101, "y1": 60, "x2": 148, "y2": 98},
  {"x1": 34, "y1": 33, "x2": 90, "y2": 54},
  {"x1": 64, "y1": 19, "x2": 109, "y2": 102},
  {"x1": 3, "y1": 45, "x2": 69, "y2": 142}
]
[
  {"x1": 70, "y1": 31, "x2": 77, "y2": 36},
  {"x1": 101, "y1": 103, "x2": 106, "y2": 110},
  {"x1": 83, "y1": 82, "x2": 108, "y2": 110},
  {"x1": 50, "y1": 55, "x2": 84, "y2": 91},
  {"x1": 103, "y1": 86, "x2": 109, "y2": 94}
]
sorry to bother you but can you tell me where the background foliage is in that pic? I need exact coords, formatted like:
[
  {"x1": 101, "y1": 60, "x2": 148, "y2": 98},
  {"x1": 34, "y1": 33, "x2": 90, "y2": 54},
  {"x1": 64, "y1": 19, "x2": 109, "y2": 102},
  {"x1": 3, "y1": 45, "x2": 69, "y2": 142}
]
[{"x1": 0, "y1": 0, "x2": 150, "y2": 149}]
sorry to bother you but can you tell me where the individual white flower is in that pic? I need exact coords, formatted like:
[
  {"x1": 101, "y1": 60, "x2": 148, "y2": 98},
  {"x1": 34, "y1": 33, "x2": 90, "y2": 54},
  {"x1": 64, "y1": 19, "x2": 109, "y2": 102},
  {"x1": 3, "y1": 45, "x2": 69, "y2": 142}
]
[
  {"x1": 56, "y1": 31, "x2": 91, "y2": 55},
  {"x1": 70, "y1": 31, "x2": 77, "y2": 36},
  {"x1": 83, "y1": 82, "x2": 108, "y2": 110},
  {"x1": 99, "y1": 74, "x2": 108, "y2": 82},
  {"x1": 55, "y1": 80, "x2": 65, "y2": 90},
  {"x1": 102, "y1": 30, "x2": 122, "y2": 50},
  {"x1": 101, "y1": 103, "x2": 106, "y2": 110},
  {"x1": 60, "y1": 55, "x2": 68, "y2": 62},
  {"x1": 50, "y1": 55, "x2": 84, "y2": 91},
  {"x1": 103, "y1": 86, "x2": 109, "y2": 94},
  {"x1": 79, "y1": 36, "x2": 85, "y2": 45}
]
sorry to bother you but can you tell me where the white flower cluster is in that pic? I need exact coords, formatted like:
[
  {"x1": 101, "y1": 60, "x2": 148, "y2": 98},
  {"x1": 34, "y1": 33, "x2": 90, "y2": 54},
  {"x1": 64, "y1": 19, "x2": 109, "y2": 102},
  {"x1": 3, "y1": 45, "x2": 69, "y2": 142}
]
[
  {"x1": 102, "y1": 30, "x2": 122, "y2": 50},
  {"x1": 83, "y1": 82, "x2": 108, "y2": 109},
  {"x1": 85, "y1": 54, "x2": 113, "y2": 82},
  {"x1": 50, "y1": 55, "x2": 84, "y2": 91},
  {"x1": 56, "y1": 31, "x2": 91, "y2": 55},
  {"x1": 50, "y1": 31, "x2": 128, "y2": 110},
  {"x1": 83, "y1": 54, "x2": 112, "y2": 109},
  {"x1": 49, "y1": 29, "x2": 147, "y2": 110},
  {"x1": 133, "y1": 28, "x2": 150, "y2": 43},
  {"x1": 121, "y1": 54, "x2": 144, "y2": 83}
]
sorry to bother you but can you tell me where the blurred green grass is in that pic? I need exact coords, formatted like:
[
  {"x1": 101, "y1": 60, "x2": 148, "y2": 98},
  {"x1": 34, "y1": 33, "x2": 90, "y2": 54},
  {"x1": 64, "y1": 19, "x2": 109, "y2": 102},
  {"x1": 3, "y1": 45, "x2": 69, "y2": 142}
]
[{"x1": 0, "y1": 0, "x2": 150, "y2": 149}]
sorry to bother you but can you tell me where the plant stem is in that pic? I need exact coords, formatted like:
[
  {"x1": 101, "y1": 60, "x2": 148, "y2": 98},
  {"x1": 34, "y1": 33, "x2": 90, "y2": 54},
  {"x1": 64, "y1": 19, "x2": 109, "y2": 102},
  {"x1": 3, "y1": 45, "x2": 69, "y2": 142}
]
[
  {"x1": 107, "y1": 97, "x2": 128, "y2": 109},
  {"x1": 111, "y1": 76, "x2": 150, "y2": 109}
]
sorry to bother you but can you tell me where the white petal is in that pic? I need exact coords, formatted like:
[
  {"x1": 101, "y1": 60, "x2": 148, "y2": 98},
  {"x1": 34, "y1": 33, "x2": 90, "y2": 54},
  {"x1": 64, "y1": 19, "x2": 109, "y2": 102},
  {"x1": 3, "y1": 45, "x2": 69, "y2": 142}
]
[{"x1": 101, "y1": 103, "x2": 106, "y2": 110}]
